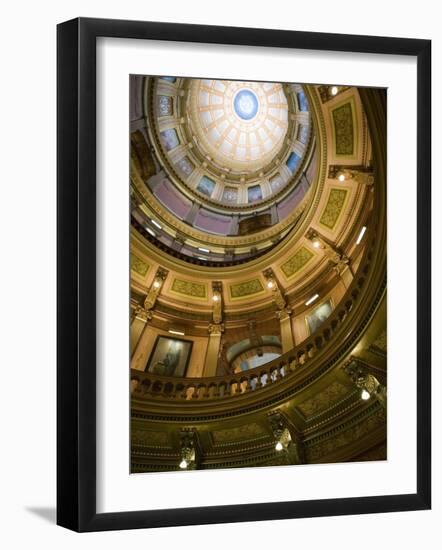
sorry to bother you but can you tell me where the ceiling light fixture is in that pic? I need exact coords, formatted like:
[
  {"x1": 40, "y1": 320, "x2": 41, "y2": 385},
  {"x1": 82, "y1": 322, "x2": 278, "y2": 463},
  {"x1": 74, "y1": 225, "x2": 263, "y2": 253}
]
[
  {"x1": 197, "y1": 256, "x2": 208, "y2": 261},
  {"x1": 146, "y1": 227, "x2": 156, "y2": 237},
  {"x1": 198, "y1": 247, "x2": 210, "y2": 253},
  {"x1": 305, "y1": 293, "x2": 319, "y2": 306},
  {"x1": 179, "y1": 459, "x2": 188, "y2": 469},
  {"x1": 267, "y1": 280, "x2": 275, "y2": 289},
  {"x1": 275, "y1": 441, "x2": 284, "y2": 452},
  {"x1": 151, "y1": 219, "x2": 162, "y2": 230},
  {"x1": 312, "y1": 240, "x2": 321, "y2": 249},
  {"x1": 169, "y1": 329, "x2": 185, "y2": 336},
  {"x1": 356, "y1": 226, "x2": 367, "y2": 245},
  {"x1": 330, "y1": 86, "x2": 339, "y2": 96},
  {"x1": 338, "y1": 173, "x2": 345, "y2": 182},
  {"x1": 153, "y1": 280, "x2": 161, "y2": 289},
  {"x1": 212, "y1": 295, "x2": 219, "y2": 302}
]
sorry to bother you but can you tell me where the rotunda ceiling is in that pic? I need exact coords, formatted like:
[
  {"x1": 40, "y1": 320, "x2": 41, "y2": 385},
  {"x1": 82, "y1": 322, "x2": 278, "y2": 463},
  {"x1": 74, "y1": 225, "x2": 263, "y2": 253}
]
[
  {"x1": 187, "y1": 80, "x2": 289, "y2": 174},
  {"x1": 151, "y1": 77, "x2": 314, "y2": 212},
  {"x1": 130, "y1": 76, "x2": 320, "y2": 265}
]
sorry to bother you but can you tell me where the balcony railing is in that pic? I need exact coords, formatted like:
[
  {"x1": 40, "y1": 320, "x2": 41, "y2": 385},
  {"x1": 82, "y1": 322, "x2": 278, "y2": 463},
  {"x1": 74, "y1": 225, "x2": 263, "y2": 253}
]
[{"x1": 131, "y1": 219, "x2": 385, "y2": 406}]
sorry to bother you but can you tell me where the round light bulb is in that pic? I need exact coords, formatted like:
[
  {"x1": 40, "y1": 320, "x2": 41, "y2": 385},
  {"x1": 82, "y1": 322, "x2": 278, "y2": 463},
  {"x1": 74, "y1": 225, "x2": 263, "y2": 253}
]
[
  {"x1": 212, "y1": 295, "x2": 219, "y2": 302},
  {"x1": 361, "y1": 389, "x2": 370, "y2": 401},
  {"x1": 330, "y1": 86, "x2": 338, "y2": 96},
  {"x1": 275, "y1": 441, "x2": 284, "y2": 452},
  {"x1": 338, "y1": 173, "x2": 345, "y2": 182},
  {"x1": 312, "y1": 240, "x2": 321, "y2": 249},
  {"x1": 179, "y1": 459, "x2": 188, "y2": 469},
  {"x1": 267, "y1": 281, "x2": 274, "y2": 289},
  {"x1": 153, "y1": 280, "x2": 161, "y2": 289}
]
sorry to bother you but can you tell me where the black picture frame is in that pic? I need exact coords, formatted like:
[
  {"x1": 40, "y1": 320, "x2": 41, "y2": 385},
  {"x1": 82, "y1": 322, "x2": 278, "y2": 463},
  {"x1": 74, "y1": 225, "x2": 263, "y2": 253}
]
[
  {"x1": 145, "y1": 335, "x2": 193, "y2": 377},
  {"x1": 57, "y1": 17, "x2": 431, "y2": 532}
]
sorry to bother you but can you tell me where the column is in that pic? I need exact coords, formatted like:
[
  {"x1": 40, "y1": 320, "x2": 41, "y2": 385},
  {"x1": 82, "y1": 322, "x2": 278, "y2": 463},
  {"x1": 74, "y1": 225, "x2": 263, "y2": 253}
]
[
  {"x1": 203, "y1": 324, "x2": 224, "y2": 377},
  {"x1": 184, "y1": 202, "x2": 200, "y2": 224},
  {"x1": 131, "y1": 267, "x2": 169, "y2": 359},
  {"x1": 130, "y1": 308, "x2": 151, "y2": 358},
  {"x1": 340, "y1": 264, "x2": 354, "y2": 289},
  {"x1": 278, "y1": 310, "x2": 295, "y2": 353},
  {"x1": 263, "y1": 268, "x2": 295, "y2": 353}
]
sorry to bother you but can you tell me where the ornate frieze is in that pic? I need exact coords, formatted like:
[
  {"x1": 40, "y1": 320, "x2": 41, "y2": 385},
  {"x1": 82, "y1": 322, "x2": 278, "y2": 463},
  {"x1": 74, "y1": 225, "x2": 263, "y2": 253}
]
[
  {"x1": 212, "y1": 423, "x2": 266, "y2": 444},
  {"x1": 297, "y1": 381, "x2": 352, "y2": 418}
]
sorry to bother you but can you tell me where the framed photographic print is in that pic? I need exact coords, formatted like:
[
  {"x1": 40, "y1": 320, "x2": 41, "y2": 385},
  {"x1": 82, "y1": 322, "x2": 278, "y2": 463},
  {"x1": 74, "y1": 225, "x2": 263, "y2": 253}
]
[
  {"x1": 57, "y1": 17, "x2": 431, "y2": 532},
  {"x1": 145, "y1": 336, "x2": 193, "y2": 377}
]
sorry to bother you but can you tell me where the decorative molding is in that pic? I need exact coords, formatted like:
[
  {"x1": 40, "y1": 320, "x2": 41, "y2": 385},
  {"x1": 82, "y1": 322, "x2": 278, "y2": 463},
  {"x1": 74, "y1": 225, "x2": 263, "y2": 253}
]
[
  {"x1": 304, "y1": 407, "x2": 386, "y2": 462},
  {"x1": 131, "y1": 429, "x2": 170, "y2": 448},
  {"x1": 297, "y1": 381, "x2": 351, "y2": 418},
  {"x1": 212, "y1": 423, "x2": 266, "y2": 444}
]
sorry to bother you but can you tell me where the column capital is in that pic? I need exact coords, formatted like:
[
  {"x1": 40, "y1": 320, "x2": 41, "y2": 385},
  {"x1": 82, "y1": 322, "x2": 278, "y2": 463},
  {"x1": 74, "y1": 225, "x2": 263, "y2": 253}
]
[
  {"x1": 276, "y1": 308, "x2": 291, "y2": 321},
  {"x1": 208, "y1": 323, "x2": 224, "y2": 335},
  {"x1": 134, "y1": 306, "x2": 152, "y2": 322}
]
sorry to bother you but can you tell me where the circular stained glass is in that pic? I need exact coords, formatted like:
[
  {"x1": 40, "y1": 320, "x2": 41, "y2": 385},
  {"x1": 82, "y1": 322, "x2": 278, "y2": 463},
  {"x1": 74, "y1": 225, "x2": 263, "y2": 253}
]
[{"x1": 233, "y1": 89, "x2": 259, "y2": 120}]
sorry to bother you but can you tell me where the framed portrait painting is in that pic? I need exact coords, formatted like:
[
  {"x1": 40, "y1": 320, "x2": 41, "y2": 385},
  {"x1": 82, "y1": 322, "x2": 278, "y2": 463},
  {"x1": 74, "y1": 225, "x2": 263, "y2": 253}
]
[
  {"x1": 145, "y1": 336, "x2": 193, "y2": 377},
  {"x1": 57, "y1": 17, "x2": 431, "y2": 532},
  {"x1": 306, "y1": 299, "x2": 334, "y2": 335}
]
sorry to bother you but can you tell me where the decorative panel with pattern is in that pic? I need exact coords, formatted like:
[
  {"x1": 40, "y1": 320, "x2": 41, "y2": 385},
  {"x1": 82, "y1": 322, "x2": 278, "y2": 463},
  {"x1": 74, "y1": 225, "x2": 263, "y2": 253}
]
[
  {"x1": 280, "y1": 246, "x2": 314, "y2": 278},
  {"x1": 229, "y1": 279, "x2": 264, "y2": 299},
  {"x1": 130, "y1": 254, "x2": 149, "y2": 276},
  {"x1": 171, "y1": 278, "x2": 208, "y2": 299},
  {"x1": 319, "y1": 188, "x2": 348, "y2": 229},
  {"x1": 332, "y1": 101, "x2": 354, "y2": 155}
]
